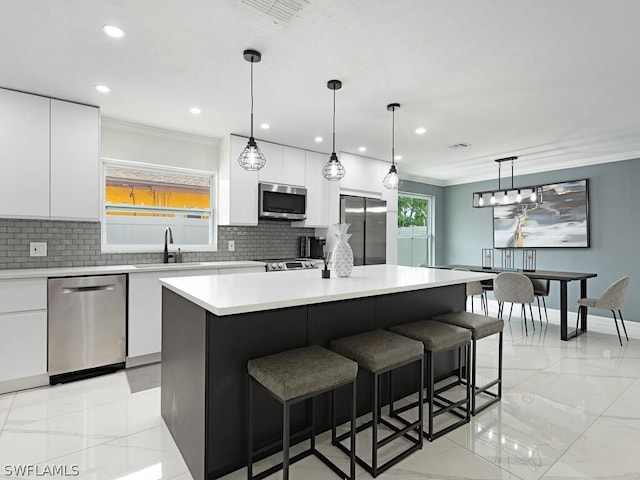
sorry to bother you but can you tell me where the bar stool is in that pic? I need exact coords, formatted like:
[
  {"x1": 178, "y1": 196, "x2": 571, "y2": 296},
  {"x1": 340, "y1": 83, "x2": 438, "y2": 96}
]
[
  {"x1": 390, "y1": 320, "x2": 472, "y2": 440},
  {"x1": 247, "y1": 345, "x2": 358, "y2": 480},
  {"x1": 330, "y1": 329, "x2": 424, "y2": 477},
  {"x1": 433, "y1": 311, "x2": 504, "y2": 415}
]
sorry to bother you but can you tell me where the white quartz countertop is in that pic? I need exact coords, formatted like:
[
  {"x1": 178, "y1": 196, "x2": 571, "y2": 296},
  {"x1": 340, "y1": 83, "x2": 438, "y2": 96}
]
[
  {"x1": 0, "y1": 261, "x2": 266, "y2": 280},
  {"x1": 159, "y1": 264, "x2": 496, "y2": 316}
]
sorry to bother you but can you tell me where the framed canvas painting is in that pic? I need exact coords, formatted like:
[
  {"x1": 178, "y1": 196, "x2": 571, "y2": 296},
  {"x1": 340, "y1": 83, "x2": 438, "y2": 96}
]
[{"x1": 493, "y1": 179, "x2": 590, "y2": 248}]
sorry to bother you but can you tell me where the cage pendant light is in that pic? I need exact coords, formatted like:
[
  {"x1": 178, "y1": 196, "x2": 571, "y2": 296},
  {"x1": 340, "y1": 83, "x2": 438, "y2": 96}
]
[
  {"x1": 383, "y1": 103, "x2": 401, "y2": 189},
  {"x1": 322, "y1": 79, "x2": 346, "y2": 181},
  {"x1": 238, "y1": 49, "x2": 266, "y2": 171}
]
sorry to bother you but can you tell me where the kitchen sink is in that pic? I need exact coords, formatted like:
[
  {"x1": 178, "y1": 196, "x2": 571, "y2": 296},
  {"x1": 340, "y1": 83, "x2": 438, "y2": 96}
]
[{"x1": 133, "y1": 262, "x2": 204, "y2": 269}]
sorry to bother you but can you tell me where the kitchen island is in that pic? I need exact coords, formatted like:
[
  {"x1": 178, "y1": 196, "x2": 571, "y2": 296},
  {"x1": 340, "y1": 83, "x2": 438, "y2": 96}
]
[{"x1": 159, "y1": 265, "x2": 495, "y2": 480}]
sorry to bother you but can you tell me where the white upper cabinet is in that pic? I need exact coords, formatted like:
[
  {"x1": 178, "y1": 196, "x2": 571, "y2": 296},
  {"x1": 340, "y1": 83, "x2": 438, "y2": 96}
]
[
  {"x1": 258, "y1": 141, "x2": 305, "y2": 187},
  {"x1": 257, "y1": 141, "x2": 284, "y2": 184},
  {"x1": 0, "y1": 89, "x2": 50, "y2": 218},
  {"x1": 339, "y1": 152, "x2": 383, "y2": 195},
  {"x1": 218, "y1": 135, "x2": 259, "y2": 225},
  {"x1": 282, "y1": 146, "x2": 306, "y2": 187},
  {"x1": 298, "y1": 151, "x2": 330, "y2": 227},
  {"x1": 0, "y1": 88, "x2": 100, "y2": 221},
  {"x1": 50, "y1": 100, "x2": 100, "y2": 220}
]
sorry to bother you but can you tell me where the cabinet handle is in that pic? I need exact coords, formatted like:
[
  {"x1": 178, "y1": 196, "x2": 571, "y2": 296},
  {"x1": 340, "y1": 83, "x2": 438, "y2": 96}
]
[{"x1": 62, "y1": 285, "x2": 115, "y2": 294}]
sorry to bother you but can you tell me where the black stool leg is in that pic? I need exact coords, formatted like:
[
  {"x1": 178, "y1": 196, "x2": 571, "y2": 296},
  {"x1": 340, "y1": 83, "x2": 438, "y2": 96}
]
[
  {"x1": 283, "y1": 402, "x2": 290, "y2": 480},
  {"x1": 247, "y1": 376, "x2": 253, "y2": 480},
  {"x1": 471, "y1": 339, "x2": 477, "y2": 414},
  {"x1": 350, "y1": 380, "x2": 357, "y2": 480},
  {"x1": 372, "y1": 372, "x2": 379, "y2": 477},
  {"x1": 465, "y1": 343, "x2": 471, "y2": 422},
  {"x1": 498, "y1": 331, "x2": 503, "y2": 399},
  {"x1": 427, "y1": 350, "x2": 434, "y2": 439},
  {"x1": 418, "y1": 356, "x2": 424, "y2": 449}
]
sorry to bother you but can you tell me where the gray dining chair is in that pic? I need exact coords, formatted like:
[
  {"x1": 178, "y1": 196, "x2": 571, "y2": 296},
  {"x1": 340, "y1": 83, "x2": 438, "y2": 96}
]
[
  {"x1": 494, "y1": 272, "x2": 535, "y2": 335},
  {"x1": 576, "y1": 276, "x2": 630, "y2": 345},
  {"x1": 531, "y1": 278, "x2": 550, "y2": 324},
  {"x1": 452, "y1": 268, "x2": 487, "y2": 315}
]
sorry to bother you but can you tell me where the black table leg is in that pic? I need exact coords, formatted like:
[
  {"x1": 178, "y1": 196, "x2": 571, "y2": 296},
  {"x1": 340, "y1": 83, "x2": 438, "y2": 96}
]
[
  {"x1": 580, "y1": 279, "x2": 588, "y2": 332},
  {"x1": 560, "y1": 281, "x2": 568, "y2": 341}
]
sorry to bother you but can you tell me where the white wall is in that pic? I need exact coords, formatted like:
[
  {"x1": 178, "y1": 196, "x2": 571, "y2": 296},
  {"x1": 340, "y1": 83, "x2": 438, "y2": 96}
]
[{"x1": 101, "y1": 118, "x2": 219, "y2": 171}]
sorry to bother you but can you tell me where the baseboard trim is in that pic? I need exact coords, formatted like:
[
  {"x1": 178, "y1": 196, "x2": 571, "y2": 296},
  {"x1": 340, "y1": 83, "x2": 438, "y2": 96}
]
[
  {"x1": 0, "y1": 374, "x2": 49, "y2": 395},
  {"x1": 484, "y1": 299, "x2": 640, "y2": 340},
  {"x1": 126, "y1": 352, "x2": 161, "y2": 368}
]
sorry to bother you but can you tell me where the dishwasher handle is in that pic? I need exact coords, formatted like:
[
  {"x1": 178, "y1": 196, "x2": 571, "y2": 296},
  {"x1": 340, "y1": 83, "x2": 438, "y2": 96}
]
[{"x1": 62, "y1": 285, "x2": 116, "y2": 294}]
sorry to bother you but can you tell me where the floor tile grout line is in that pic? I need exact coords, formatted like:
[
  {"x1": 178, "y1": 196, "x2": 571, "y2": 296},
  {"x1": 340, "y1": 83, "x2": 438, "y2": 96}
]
[
  {"x1": 2, "y1": 386, "x2": 160, "y2": 432},
  {"x1": 0, "y1": 392, "x2": 17, "y2": 437}
]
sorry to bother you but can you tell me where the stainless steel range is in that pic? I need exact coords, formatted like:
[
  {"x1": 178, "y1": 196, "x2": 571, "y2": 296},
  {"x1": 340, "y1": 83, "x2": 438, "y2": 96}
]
[{"x1": 259, "y1": 258, "x2": 319, "y2": 272}]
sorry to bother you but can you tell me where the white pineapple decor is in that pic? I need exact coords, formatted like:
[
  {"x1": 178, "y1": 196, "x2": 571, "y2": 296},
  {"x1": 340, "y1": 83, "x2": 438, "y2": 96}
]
[{"x1": 330, "y1": 223, "x2": 354, "y2": 277}]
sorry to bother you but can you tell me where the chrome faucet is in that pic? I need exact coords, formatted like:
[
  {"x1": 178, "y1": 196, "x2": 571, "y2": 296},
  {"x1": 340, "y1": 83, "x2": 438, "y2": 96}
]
[{"x1": 164, "y1": 227, "x2": 174, "y2": 263}]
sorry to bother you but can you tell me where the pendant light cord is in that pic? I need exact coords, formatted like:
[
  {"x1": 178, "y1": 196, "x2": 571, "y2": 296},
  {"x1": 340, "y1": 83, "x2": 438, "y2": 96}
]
[
  {"x1": 250, "y1": 60, "x2": 254, "y2": 138},
  {"x1": 391, "y1": 107, "x2": 395, "y2": 166},
  {"x1": 332, "y1": 88, "x2": 336, "y2": 153}
]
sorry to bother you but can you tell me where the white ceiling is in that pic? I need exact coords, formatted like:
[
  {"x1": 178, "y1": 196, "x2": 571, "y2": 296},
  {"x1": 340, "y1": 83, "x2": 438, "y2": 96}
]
[{"x1": 2, "y1": 0, "x2": 640, "y2": 185}]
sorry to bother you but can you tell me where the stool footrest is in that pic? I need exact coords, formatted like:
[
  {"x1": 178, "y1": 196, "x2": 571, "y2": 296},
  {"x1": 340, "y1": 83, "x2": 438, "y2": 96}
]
[{"x1": 251, "y1": 426, "x2": 313, "y2": 459}]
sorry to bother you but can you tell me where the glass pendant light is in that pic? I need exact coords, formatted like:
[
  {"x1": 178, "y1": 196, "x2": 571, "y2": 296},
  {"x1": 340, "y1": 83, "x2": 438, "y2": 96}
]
[
  {"x1": 383, "y1": 103, "x2": 401, "y2": 189},
  {"x1": 322, "y1": 79, "x2": 346, "y2": 181},
  {"x1": 238, "y1": 49, "x2": 266, "y2": 171}
]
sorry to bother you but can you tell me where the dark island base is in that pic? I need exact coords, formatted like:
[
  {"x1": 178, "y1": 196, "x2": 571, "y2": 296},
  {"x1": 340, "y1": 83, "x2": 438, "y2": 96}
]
[{"x1": 161, "y1": 283, "x2": 465, "y2": 480}]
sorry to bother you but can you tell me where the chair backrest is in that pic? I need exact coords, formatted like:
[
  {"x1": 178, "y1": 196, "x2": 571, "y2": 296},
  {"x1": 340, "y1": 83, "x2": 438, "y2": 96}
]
[
  {"x1": 531, "y1": 278, "x2": 550, "y2": 296},
  {"x1": 494, "y1": 272, "x2": 534, "y2": 304},
  {"x1": 452, "y1": 267, "x2": 483, "y2": 296},
  {"x1": 595, "y1": 276, "x2": 630, "y2": 310}
]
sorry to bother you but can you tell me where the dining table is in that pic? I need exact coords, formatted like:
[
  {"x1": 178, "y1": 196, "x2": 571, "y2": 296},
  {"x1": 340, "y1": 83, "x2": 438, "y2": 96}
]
[{"x1": 438, "y1": 265, "x2": 597, "y2": 341}]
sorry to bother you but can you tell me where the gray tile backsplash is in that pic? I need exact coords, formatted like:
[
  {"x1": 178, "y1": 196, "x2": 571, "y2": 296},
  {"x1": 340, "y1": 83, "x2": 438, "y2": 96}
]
[{"x1": 0, "y1": 218, "x2": 315, "y2": 269}]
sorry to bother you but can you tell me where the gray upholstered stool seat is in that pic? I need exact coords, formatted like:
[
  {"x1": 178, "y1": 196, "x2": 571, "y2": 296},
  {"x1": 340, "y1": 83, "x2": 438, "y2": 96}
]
[
  {"x1": 391, "y1": 320, "x2": 471, "y2": 352},
  {"x1": 248, "y1": 345, "x2": 358, "y2": 401},
  {"x1": 390, "y1": 320, "x2": 472, "y2": 440},
  {"x1": 433, "y1": 311, "x2": 504, "y2": 415},
  {"x1": 331, "y1": 329, "x2": 424, "y2": 373},
  {"x1": 330, "y1": 330, "x2": 424, "y2": 477},
  {"x1": 247, "y1": 345, "x2": 358, "y2": 480}
]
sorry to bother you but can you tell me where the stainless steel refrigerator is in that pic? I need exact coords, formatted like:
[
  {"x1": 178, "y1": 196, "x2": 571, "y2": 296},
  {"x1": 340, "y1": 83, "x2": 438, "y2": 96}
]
[{"x1": 340, "y1": 195, "x2": 387, "y2": 265}]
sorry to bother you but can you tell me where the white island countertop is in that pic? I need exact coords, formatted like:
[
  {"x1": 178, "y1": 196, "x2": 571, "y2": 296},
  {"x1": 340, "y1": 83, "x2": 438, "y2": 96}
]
[{"x1": 159, "y1": 264, "x2": 496, "y2": 316}]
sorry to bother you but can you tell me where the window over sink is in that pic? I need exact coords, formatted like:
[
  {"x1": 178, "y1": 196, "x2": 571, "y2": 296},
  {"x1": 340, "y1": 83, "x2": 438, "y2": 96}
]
[{"x1": 101, "y1": 158, "x2": 216, "y2": 252}]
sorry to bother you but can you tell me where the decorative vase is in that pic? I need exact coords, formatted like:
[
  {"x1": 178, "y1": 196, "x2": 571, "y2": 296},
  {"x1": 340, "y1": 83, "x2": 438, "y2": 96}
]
[{"x1": 330, "y1": 223, "x2": 354, "y2": 278}]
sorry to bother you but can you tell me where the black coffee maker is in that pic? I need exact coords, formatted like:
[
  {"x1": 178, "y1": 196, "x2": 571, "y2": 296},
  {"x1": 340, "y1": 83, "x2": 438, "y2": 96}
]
[{"x1": 299, "y1": 236, "x2": 325, "y2": 259}]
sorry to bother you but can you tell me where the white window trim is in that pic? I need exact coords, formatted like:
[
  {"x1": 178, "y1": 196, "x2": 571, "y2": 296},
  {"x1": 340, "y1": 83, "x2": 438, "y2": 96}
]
[{"x1": 101, "y1": 157, "x2": 218, "y2": 253}]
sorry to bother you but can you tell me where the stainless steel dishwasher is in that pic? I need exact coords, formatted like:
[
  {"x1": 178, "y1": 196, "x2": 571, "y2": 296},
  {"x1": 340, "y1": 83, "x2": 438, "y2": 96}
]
[{"x1": 48, "y1": 274, "x2": 127, "y2": 384}]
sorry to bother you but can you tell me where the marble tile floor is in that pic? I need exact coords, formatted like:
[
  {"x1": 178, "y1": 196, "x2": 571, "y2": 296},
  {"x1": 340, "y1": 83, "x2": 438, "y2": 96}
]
[{"x1": 1, "y1": 306, "x2": 639, "y2": 479}]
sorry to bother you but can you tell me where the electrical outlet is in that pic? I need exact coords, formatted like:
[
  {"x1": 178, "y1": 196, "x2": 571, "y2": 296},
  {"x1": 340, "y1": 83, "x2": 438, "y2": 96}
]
[
  {"x1": 228, "y1": 240, "x2": 235, "y2": 252},
  {"x1": 30, "y1": 242, "x2": 47, "y2": 257}
]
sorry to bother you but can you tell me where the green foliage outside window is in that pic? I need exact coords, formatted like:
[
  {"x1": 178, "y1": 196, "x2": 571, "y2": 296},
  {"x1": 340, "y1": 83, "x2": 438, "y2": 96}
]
[{"x1": 398, "y1": 196, "x2": 429, "y2": 227}]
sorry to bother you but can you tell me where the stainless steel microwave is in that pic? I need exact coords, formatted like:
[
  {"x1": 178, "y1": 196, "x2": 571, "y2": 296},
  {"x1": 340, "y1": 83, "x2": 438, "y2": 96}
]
[{"x1": 258, "y1": 182, "x2": 307, "y2": 220}]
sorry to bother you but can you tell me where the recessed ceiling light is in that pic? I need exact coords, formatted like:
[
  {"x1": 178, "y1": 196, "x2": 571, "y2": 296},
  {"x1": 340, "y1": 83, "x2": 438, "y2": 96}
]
[
  {"x1": 190, "y1": 107, "x2": 202, "y2": 115},
  {"x1": 394, "y1": 155, "x2": 402, "y2": 161},
  {"x1": 358, "y1": 146, "x2": 367, "y2": 152},
  {"x1": 95, "y1": 85, "x2": 110, "y2": 93},
  {"x1": 415, "y1": 127, "x2": 427, "y2": 135},
  {"x1": 102, "y1": 25, "x2": 125, "y2": 38},
  {"x1": 260, "y1": 123, "x2": 270, "y2": 129},
  {"x1": 314, "y1": 136, "x2": 323, "y2": 143}
]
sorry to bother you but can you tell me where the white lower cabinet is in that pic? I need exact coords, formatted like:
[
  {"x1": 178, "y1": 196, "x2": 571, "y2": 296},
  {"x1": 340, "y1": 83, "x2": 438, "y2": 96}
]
[
  {"x1": 128, "y1": 266, "x2": 263, "y2": 363},
  {"x1": 0, "y1": 278, "x2": 48, "y2": 393}
]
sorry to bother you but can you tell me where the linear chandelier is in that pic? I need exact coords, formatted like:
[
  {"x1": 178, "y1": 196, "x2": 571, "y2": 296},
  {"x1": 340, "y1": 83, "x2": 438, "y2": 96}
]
[{"x1": 472, "y1": 156, "x2": 543, "y2": 208}]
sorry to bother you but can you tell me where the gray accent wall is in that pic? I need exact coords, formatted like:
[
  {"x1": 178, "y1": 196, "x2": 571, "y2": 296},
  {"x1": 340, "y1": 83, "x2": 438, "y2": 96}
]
[
  {"x1": 0, "y1": 219, "x2": 313, "y2": 269},
  {"x1": 442, "y1": 158, "x2": 640, "y2": 322}
]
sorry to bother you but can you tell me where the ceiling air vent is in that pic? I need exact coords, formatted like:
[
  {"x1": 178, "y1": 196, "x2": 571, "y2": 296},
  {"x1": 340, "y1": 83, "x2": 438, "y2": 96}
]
[
  {"x1": 448, "y1": 142, "x2": 472, "y2": 149},
  {"x1": 242, "y1": 0, "x2": 310, "y2": 23}
]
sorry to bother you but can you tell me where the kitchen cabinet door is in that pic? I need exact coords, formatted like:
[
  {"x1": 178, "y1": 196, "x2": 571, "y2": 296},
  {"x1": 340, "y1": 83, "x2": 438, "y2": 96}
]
[
  {"x1": 50, "y1": 100, "x2": 100, "y2": 220},
  {"x1": 282, "y1": 146, "x2": 306, "y2": 186},
  {"x1": 0, "y1": 311, "x2": 47, "y2": 384},
  {"x1": 218, "y1": 266, "x2": 266, "y2": 274},
  {"x1": 0, "y1": 89, "x2": 50, "y2": 218},
  {"x1": 257, "y1": 141, "x2": 284, "y2": 184},
  {"x1": 219, "y1": 135, "x2": 259, "y2": 225},
  {"x1": 338, "y1": 152, "x2": 383, "y2": 195},
  {"x1": 296, "y1": 151, "x2": 331, "y2": 227}
]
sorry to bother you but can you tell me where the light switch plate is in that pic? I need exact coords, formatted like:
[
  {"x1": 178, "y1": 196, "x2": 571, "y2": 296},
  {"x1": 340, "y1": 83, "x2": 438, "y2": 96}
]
[
  {"x1": 228, "y1": 240, "x2": 235, "y2": 252},
  {"x1": 30, "y1": 242, "x2": 47, "y2": 257}
]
